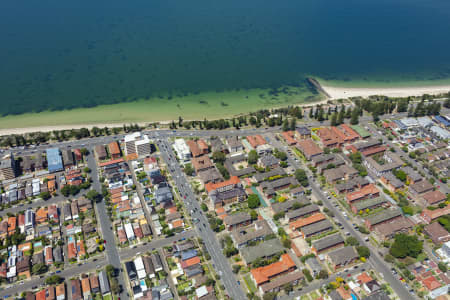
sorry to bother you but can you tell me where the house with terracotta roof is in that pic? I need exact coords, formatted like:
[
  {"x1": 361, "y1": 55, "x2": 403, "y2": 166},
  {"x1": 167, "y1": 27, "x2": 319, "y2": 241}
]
[
  {"x1": 191, "y1": 155, "x2": 214, "y2": 173},
  {"x1": 250, "y1": 254, "x2": 296, "y2": 287},
  {"x1": 186, "y1": 140, "x2": 202, "y2": 157},
  {"x1": 108, "y1": 141, "x2": 121, "y2": 159},
  {"x1": 7, "y1": 216, "x2": 16, "y2": 235},
  {"x1": 206, "y1": 176, "x2": 246, "y2": 208},
  {"x1": 289, "y1": 213, "x2": 326, "y2": 231},
  {"x1": 281, "y1": 131, "x2": 297, "y2": 146},
  {"x1": 35, "y1": 289, "x2": 46, "y2": 300},
  {"x1": 422, "y1": 276, "x2": 441, "y2": 291},
  {"x1": 55, "y1": 283, "x2": 65, "y2": 300},
  {"x1": 424, "y1": 222, "x2": 450, "y2": 245},
  {"x1": 346, "y1": 184, "x2": 379, "y2": 204},
  {"x1": 180, "y1": 256, "x2": 201, "y2": 269},
  {"x1": 81, "y1": 277, "x2": 91, "y2": 299},
  {"x1": 246, "y1": 135, "x2": 266, "y2": 149},
  {"x1": 317, "y1": 127, "x2": 342, "y2": 148},
  {"x1": 421, "y1": 205, "x2": 450, "y2": 223},
  {"x1": 197, "y1": 139, "x2": 209, "y2": 154},
  {"x1": 296, "y1": 139, "x2": 323, "y2": 159}
]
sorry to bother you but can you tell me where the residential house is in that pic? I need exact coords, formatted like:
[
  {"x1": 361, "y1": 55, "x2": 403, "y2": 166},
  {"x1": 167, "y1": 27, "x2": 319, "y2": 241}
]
[
  {"x1": 301, "y1": 219, "x2": 334, "y2": 238},
  {"x1": 296, "y1": 139, "x2": 323, "y2": 159},
  {"x1": 250, "y1": 253, "x2": 296, "y2": 287},
  {"x1": 258, "y1": 154, "x2": 280, "y2": 169},
  {"x1": 296, "y1": 126, "x2": 311, "y2": 139},
  {"x1": 206, "y1": 176, "x2": 246, "y2": 208},
  {"x1": 71, "y1": 279, "x2": 82, "y2": 300},
  {"x1": 95, "y1": 145, "x2": 107, "y2": 161},
  {"x1": 326, "y1": 246, "x2": 359, "y2": 270},
  {"x1": 380, "y1": 172, "x2": 404, "y2": 192},
  {"x1": 312, "y1": 233, "x2": 344, "y2": 254},
  {"x1": 240, "y1": 239, "x2": 284, "y2": 265},
  {"x1": 363, "y1": 152, "x2": 403, "y2": 177},
  {"x1": 108, "y1": 142, "x2": 121, "y2": 159},
  {"x1": 231, "y1": 219, "x2": 272, "y2": 248},
  {"x1": 365, "y1": 209, "x2": 402, "y2": 230},
  {"x1": 421, "y1": 205, "x2": 450, "y2": 224},
  {"x1": 289, "y1": 213, "x2": 326, "y2": 231},
  {"x1": 424, "y1": 222, "x2": 450, "y2": 245},
  {"x1": 374, "y1": 217, "x2": 413, "y2": 240},
  {"x1": 351, "y1": 197, "x2": 387, "y2": 214},
  {"x1": 223, "y1": 212, "x2": 251, "y2": 231},
  {"x1": 346, "y1": 184, "x2": 380, "y2": 204},
  {"x1": 409, "y1": 180, "x2": 434, "y2": 195},
  {"x1": 191, "y1": 155, "x2": 214, "y2": 173},
  {"x1": 323, "y1": 165, "x2": 358, "y2": 184},
  {"x1": 423, "y1": 190, "x2": 446, "y2": 206},
  {"x1": 285, "y1": 205, "x2": 320, "y2": 222}
]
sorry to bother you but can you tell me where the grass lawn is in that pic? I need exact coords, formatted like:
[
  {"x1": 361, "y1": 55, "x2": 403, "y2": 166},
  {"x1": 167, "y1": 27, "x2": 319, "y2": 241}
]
[
  {"x1": 309, "y1": 290, "x2": 320, "y2": 300},
  {"x1": 300, "y1": 295, "x2": 309, "y2": 300},
  {"x1": 102, "y1": 294, "x2": 112, "y2": 300},
  {"x1": 243, "y1": 274, "x2": 257, "y2": 293}
]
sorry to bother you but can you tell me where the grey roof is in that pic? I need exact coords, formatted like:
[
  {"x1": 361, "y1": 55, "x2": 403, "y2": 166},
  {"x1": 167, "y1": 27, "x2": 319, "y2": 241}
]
[
  {"x1": 260, "y1": 176, "x2": 298, "y2": 195},
  {"x1": 231, "y1": 219, "x2": 272, "y2": 246},
  {"x1": 224, "y1": 212, "x2": 251, "y2": 226},
  {"x1": 305, "y1": 257, "x2": 322, "y2": 273},
  {"x1": 53, "y1": 246, "x2": 63, "y2": 263},
  {"x1": 185, "y1": 265, "x2": 203, "y2": 278},
  {"x1": 400, "y1": 166, "x2": 422, "y2": 182},
  {"x1": 296, "y1": 126, "x2": 310, "y2": 135},
  {"x1": 323, "y1": 165, "x2": 358, "y2": 182},
  {"x1": 210, "y1": 137, "x2": 227, "y2": 152},
  {"x1": 365, "y1": 152, "x2": 403, "y2": 173},
  {"x1": 312, "y1": 233, "x2": 344, "y2": 252},
  {"x1": 254, "y1": 168, "x2": 286, "y2": 182},
  {"x1": 260, "y1": 271, "x2": 304, "y2": 293},
  {"x1": 301, "y1": 219, "x2": 333, "y2": 237},
  {"x1": 382, "y1": 173, "x2": 404, "y2": 188},
  {"x1": 151, "y1": 253, "x2": 163, "y2": 270},
  {"x1": 175, "y1": 241, "x2": 195, "y2": 252},
  {"x1": 366, "y1": 209, "x2": 402, "y2": 226},
  {"x1": 98, "y1": 270, "x2": 110, "y2": 294},
  {"x1": 362, "y1": 290, "x2": 390, "y2": 300},
  {"x1": 210, "y1": 186, "x2": 246, "y2": 204},
  {"x1": 311, "y1": 153, "x2": 336, "y2": 165},
  {"x1": 155, "y1": 186, "x2": 173, "y2": 204},
  {"x1": 352, "y1": 197, "x2": 388, "y2": 212},
  {"x1": 352, "y1": 139, "x2": 382, "y2": 151},
  {"x1": 240, "y1": 239, "x2": 284, "y2": 263},
  {"x1": 335, "y1": 177, "x2": 370, "y2": 192},
  {"x1": 198, "y1": 168, "x2": 223, "y2": 183},
  {"x1": 259, "y1": 154, "x2": 280, "y2": 167},
  {"x1": 271, "y1": 198, "x2": 308, "y2": 214},
  {"x1": 225, "y1": 155, "x2": 256, "y2": 177},
  {"x1": 328, "y1": 290, "x2": 344, "y2": 300},
  {"x1": 226, "y1": 136, "x2": 242, "y2": 149},
  {"x1": 327, "y1": 246, "x2": 358, "y2": 266},
  {"x1": 286, "y1": 205, "x2": 320, "y2": 220}
]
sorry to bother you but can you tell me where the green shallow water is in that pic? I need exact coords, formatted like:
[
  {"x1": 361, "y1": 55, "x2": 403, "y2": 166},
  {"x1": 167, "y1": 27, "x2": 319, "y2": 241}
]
[{"x1": 1, "y1": 0, "x2": 450, "y2": 118}]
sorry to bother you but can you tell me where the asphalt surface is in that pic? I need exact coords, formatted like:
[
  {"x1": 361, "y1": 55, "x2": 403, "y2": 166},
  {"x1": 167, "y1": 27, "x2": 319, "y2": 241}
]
[
  {"x1": 0, "y1": 194, "x2": 68, "y2": 217},
  {"x1": 87, "y1": 148, "x2": 128, "y2": 300},
  {"x1": 156, "y1": 138, "x2": 247, "y2": 300}
]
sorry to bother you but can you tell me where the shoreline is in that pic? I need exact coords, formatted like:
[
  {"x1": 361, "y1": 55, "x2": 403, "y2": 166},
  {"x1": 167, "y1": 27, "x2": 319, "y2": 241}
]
[
  {"x1": 320, "y1": 83, "x2": 450, "y2": 100},
  {"x1": 0, "y1": 98, "x2": 329, "y2": 136}
]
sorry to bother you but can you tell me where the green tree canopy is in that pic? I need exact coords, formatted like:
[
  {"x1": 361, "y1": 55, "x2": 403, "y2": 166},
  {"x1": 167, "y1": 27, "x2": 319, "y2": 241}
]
[
  {"x1": 389, "y1": 234, "x2": 423, "y2": 258},
  {"x1": 247, "y1": 194, "x2": 260, "y2": 209}
]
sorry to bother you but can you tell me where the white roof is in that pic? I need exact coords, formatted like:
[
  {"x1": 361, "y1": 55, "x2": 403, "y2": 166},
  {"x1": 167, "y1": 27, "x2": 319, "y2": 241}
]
[
  {"x1": 124, "y1": 223, "x2": 135, "y2": 239},
  {"x1": 124, "y1": 132, "x2": 141, "y2": 142},
  {"x1": 134, "y1": 256, "x2": 145, "y2": 271},
  {"x1": 137, "y1": 268, "x2": 147, "y2": 279},
  {"x1": 195, "y1": 286, "x2": 208, "y2": 298},
  {"x1": 430, "y1": 126, "x2": 450, "y2": 139},
  {"x1": 417, "y1": 116, "x2": 433, "y2": 127},
  {"x1": 400, "y1": 117, "x2": 419, "y2": 127}
]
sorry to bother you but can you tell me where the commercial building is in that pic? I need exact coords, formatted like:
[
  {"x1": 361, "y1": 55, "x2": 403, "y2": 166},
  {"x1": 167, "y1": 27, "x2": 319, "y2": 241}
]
[
  {"x1": 0, "y1": 153, "x2": 17, "y2": 180},
  {"x1": 46, "y1": 148, "x2": 64, "y2": 173}
]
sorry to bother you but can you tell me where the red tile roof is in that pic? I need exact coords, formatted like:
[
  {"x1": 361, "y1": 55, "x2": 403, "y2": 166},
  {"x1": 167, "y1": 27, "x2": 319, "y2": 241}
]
[
  {"x1": 423, "y1": 190, "x2": 446, "y2": 205},
  {"x1": 346, "y1": 184, "x2": 379, "y2": 203},
  {"x1": 290, "y1": 213, "x2": 326, "y2": 230},
  {"x1": 250, "y1": 254, "x2": 295, "y2": 285},
  {"x1": 108, "y1": 142, "x2": 121, "y2": 155},
  {"x1": 422, "y1": 276, "x2": 441, "y2": 291},
  {"x1": 180, "y1": 256, "x2": 201, "y2": 269},
  {"x1": 205, "y1": 176, "x2": 240, "y2": 193}
]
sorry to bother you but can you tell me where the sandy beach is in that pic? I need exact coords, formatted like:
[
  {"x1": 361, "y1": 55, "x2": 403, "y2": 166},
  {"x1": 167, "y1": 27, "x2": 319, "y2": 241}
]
[{"x1": 321, "y1": 84, "x2": 450, "y2": 99}]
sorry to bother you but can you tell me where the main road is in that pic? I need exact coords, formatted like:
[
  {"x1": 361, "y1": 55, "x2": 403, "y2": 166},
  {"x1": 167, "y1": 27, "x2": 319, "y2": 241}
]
[{"x1": 156, "y1": 138, "x2": 247, "y2": 300}]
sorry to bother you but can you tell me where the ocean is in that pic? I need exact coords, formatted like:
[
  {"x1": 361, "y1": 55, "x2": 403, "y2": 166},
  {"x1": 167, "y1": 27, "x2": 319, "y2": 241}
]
[{"x1": 1, "y1": 0, "x2": 450, "y2": 116}]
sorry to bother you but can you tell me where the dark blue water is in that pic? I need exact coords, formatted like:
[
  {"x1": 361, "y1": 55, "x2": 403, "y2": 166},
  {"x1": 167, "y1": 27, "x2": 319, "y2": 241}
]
[{"x1": 1, "y1": 0, "x2": 450, "y2": 116}]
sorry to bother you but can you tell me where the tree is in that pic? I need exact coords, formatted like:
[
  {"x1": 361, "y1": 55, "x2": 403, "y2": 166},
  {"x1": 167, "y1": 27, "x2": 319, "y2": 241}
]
[
  {"x1": 282, "y1": 119, "x2": 290, "y2": 131},
  {"x1": 317, "y1": 269, "x2": 329, "y2": 279},
  {"x1": 45, "y1": 275, "x2": 63, "y2": 285},
  {"x1": 32, "y1": 263, "x2": 48, "y2": 275},
  {"x1": 183, "y1": 163, "x2": 194, "y2": 176},
  {"x1": 263, "y1": 292, "x2": 277, "y2": 300},
  {"x1": 389, "y1": 234, "x2": 423, "y2": 258},
  {"x1": 248, "y1": 150, "x2": 258, "y2": 165},
  {"x1": 247, "y1": 194, "x2": 260, "y2": 209},
  {"x1": 86, "y1": 190, "x2": 101, "y2": 202},
  {"x1": 274, "y1": 150, "x2": 287, "y2": 161},
  {"x1": 212, "y1": 151, "x2": 226, "y2": 164},
  {"x1": 350, "y1": 108, "x2": 360, "y2": 125},
  {"x1": 250, "y1": 210, "x2": 258, "y2": 220},
  {"x1": 356, "y1": 246, "x2": 370, "y2": 258},
  {"x1": 330, "y1": 112, "x2": 338, "y2": 126},
  {"x1": 346, "y1": 236, "x2": 360, "y2": 246},
  {"x1": 201, "y1": 203, "x2": 208, "y2": 212},
  {"x1": 438, "y1": 262, "x2": 447, "y2": 272},
  {"x1": 295, "y1": 169, "x2": 309, "y2": 187},
  {"x1": 39, "y1": 191, "x2": 51, "y2": 200},
  {"x1": 83, "y1": 167, "x2": 91, "y2": 173}
]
